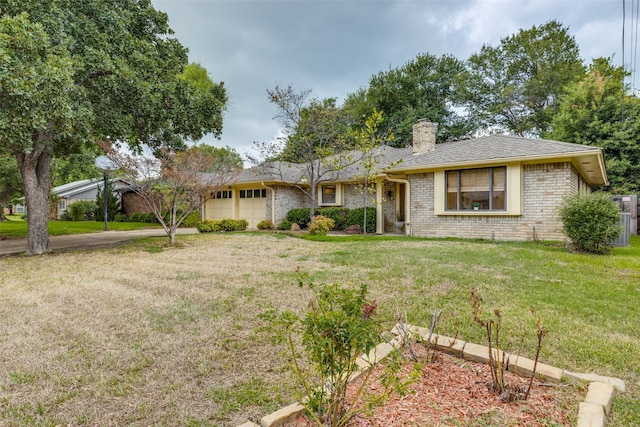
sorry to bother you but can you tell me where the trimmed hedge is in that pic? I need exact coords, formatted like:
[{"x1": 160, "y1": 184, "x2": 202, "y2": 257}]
[
  {"x1": 286, "y1": 208, "x2": 311, "y2": 228},
  {"x1": 182, "y1": 211, "x2": 201, "y2": 228},
  {"x1": 316, "y1": 207, "x2": 349, "y2": 230},
  {"x1": 196, "y1": 219, "x2": 249, "y2": 233},
  {"x1": 347, "y1": 207, "x2": 376, "y2": 233},
  {"x1": 283, "y1": 206, "x2": 377, "y2": 233},
  {"x1": 257, "y1": 220, "x2": 274, "y2": 230}
]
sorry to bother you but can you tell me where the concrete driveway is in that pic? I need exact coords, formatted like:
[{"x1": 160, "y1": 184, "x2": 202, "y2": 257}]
[{"x1": 0, "y1": 228, "x2": 198, "y2": 256}]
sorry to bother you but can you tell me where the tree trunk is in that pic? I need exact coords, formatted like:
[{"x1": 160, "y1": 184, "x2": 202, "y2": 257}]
[{"x1": 15, "y1": 138, "x2": 53, "y2": 255}]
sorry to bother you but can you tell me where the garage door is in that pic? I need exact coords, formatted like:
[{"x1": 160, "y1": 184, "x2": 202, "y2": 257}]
[
  {"x1": 204, "y1": 190, "x2": 233, "y2": 220},
  {"x1": 238, "y1": 188, "x2": 267, "y2": 229}
]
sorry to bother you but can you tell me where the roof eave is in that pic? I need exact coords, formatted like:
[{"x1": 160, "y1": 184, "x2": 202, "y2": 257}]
[{"x1": 386, "y1": 150, "x2": 609, "y2": 186}]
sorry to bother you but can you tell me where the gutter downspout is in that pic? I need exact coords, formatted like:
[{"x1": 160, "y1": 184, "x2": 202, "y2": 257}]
[
  {"x1": 261, "y1": 182, "x2": 275, "y2": 225},
  {"x1": 383, "y1": 174, "x2": 411, "y2": 236}
]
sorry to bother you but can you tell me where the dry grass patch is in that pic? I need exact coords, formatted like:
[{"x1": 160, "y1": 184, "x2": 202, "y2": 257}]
[
  {"x1": 0, "y1": 233, "x2": 638, "y2": 426},
  {"x1": 0, "y1": 234, "x2": 329, "y2": 426}
]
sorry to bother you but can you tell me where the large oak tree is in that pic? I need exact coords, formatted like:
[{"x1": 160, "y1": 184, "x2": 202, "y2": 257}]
[{"x1": 0, "y1": 1, "x2": 226, "y2": 254}]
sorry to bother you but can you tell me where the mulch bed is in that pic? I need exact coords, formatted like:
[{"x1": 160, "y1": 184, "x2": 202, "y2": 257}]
[{"x1": 285, "y1": 344, "x2": 583, "y2": 426}]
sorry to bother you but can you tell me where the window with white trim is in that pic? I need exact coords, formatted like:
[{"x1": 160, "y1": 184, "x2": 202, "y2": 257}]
[
  {"x1": 319, "y1": 184, "x2": 342, "y2": 206},
  {"x1": 446, "y1": 167, "x2": 506, "y2": 211}
]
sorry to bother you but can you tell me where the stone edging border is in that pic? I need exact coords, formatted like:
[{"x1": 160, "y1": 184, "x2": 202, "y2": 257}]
[{"x1": 238, "y1": 323, "x2": 626, "y2": 427}]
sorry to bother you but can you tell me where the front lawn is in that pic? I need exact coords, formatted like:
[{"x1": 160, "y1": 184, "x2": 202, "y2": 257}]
[
  {"x1": 0, "y1": 234, "x2": 638, "y2": 426},
  {"x1": 0, "y1": 217, "x2": 161, "y2": 239}
]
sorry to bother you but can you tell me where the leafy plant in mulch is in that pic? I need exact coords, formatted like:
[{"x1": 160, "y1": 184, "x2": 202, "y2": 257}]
[
  {"x1": 470, "y1": 288, "x2": 548, "y2": 402},
  {"x1": 260, "y1": 270, "x2": 419, "y2": 427}
]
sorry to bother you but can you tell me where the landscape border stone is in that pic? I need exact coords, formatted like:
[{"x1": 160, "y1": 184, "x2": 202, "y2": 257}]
[{"x1": 238, "y1": 323, "x2": 625, "y2": 427}]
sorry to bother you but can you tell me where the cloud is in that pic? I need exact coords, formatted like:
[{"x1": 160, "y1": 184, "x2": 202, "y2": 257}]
[{"x1": 152, "y1": 0, "x2": 625, "y2": 162}]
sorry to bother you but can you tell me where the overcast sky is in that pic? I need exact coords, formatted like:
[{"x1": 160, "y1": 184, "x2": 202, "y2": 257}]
[{"x1": 151, "y1": 0, "x2": 631, "y2": 160}]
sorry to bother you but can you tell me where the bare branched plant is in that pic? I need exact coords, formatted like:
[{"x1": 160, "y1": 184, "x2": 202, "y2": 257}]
[
  {"x1": 103, "y1": 144, "x2": 241, "y2": 244},
  {"x1": 471, "y1": 289, "x2": 549, "y2": 402},
  {"x1": 470, "y1": 289, "x2": 508, "y2": 395}
]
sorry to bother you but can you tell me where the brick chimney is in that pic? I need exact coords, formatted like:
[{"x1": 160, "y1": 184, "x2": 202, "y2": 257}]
[{"x1": 412, "y1": 119, "x2": 436, "y2": 155}]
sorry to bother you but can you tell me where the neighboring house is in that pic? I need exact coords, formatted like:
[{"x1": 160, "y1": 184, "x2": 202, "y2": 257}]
[
  {"x1": 47, "y1": 178, "x2": 131, "y2": 218},
  {"x1": 203, "y1": 119, "x2": 608, "y2": 241}
]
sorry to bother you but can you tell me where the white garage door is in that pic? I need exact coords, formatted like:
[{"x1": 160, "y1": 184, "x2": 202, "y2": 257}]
[{"x1": 238, "y1": 189, "x2": 267, "y2": 229}]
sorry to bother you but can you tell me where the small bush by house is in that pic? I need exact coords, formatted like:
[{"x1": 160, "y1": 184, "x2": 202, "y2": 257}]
[
  {"x1": 308, "y1": 215, "x2": 335, "y2": 235},
  {"x1": 196, "y1": 219, "x2": 249, "y2": 233},
  {"x1": 559, "y1": 192, "x2": 622, "y2": 254},
  {"x1": 257, "y1": 220, "x2": 274, "y2": 230}
]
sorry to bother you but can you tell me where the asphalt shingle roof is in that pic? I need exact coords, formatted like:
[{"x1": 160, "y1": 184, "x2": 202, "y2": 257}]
[
  {"x1": 392, "y1": 134, "x2": 603, "y2": 171},
  {"x1": 236, "y1": 135, "x2": 605, "y2": 184}
]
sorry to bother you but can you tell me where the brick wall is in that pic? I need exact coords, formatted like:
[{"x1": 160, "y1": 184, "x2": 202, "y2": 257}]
[
  {"x1": 268, "y1": 185, "x2": 311, "y2": 227},
  {"x1": 408, "y1": 162, "x2": 588, "y2": 241},
  {"x1": 343, "y1": 183, "x2": 375, "y2": 209},
  {"x1": 122, "y1": 192, "x2": 152, "y2": 216}
]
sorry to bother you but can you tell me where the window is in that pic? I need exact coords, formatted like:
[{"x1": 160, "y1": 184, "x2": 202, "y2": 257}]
[
  {"x1": 59, "y1": 199, "x2": 67, "y2": 213},
  {"x1": 445, "y1": 167, "x2": 506, "y2": 211},
  {"x1": 318, "y1": 184, "x2": 342, "y2": 206},
  {"x1": 239, "y1": 189, "x2": 267, "y2": 199},
  {"x1": 215, "y1": 190, "x2": 232, "y2": 199},
  {"x1": 321, "y1": 185, "x2": 336, "y2": 204}
]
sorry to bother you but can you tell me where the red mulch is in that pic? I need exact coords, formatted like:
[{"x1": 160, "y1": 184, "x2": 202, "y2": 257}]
[{"x1": 285, "y1": 344, "x2": 582, "y2": 426}]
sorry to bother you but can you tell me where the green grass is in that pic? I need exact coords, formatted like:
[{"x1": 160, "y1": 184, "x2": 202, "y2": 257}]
[
  {"x1": 0, "y1": 217, "x2": 160, "y2": 239},
  {"x1": 0, "y1": 233, "x2": 638, "y2": 425}
]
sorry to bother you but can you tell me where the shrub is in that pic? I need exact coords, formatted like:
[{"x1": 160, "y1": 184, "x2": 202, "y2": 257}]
[
  {"x1": 114, "y1": 213, "x2": 128, "y2": 222},
  {"x1": 257, "y1": 219, "x2": 274, "y2": 230},
  {"x1": 260, "y1": 276, "x2": 416, "y2": 426},
  {"x1": 144, "y1": 212, "x2": 160, "y2": 223},
  {"x1": 316, "y1": 207, "x2": 349, "y2": 230},
  {"x1": 129, "y1": 212, "x2": 145, "y2": 222},
  {"x1": 308, "y1": 215, "x2": 334, "y2": 236},
  {"x1": 196, "y1": 219, "x2": 220, "y2": 233},
  {"x1": 68, "y1": 201, "x2": 98, "y2": 221},
  {"x1": 277, "y1": 220, "x2": 293, "y2": 231},
  {"x1": 286, "y1": 208, "x2": 311, "y2": 228},
  {"x1": 347, "y1": 207, "x2": 377, "y2": 233},
  {"x1": 68, "y1": 202, "x2": 86, "y2": 221},
  {"x1": 559, "y1": 192, "x2": 622, "y2": 254},
  {"x1": 196, "y1": 218, "x2": 248, "y2": 232},
  {"x1": 181, "y1": 211, "x2": 201, "y2": 228},
  {"x1": 218, "y1": 218, "x2": 249, "y2": 231}
]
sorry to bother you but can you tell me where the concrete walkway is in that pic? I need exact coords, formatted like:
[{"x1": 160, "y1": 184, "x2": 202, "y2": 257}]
[{"x1": 0, "y1": 228, "x2": 198, "y2": 256}]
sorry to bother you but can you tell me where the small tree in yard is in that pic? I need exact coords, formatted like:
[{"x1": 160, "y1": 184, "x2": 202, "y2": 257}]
[
  {"x1": 250, "y1": 86, "x2": 360, "y2": 225},
  {"x1": 108, "y1": 145, "x2": 241, "y2": 244},
  {"x1": 559, "y1": 192, "x2": 621, "y2": 254},
  {"x1": 348, "y1": 110, "x2": 396, "y2": 236}
]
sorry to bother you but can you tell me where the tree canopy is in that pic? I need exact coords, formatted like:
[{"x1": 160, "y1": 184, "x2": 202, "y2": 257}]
[
  {"x1": 464, "y1": 20, "x2": 584, "y2": 137},
  {"x1": 0, "y1": 1, "x2": 227, "y2": 254},
  {"x1": 343, "y1": 53, "x2": 472, "y2": 146},
  {"x1": 548, "y1": 58, "x2": 640, "y2": 193}
]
